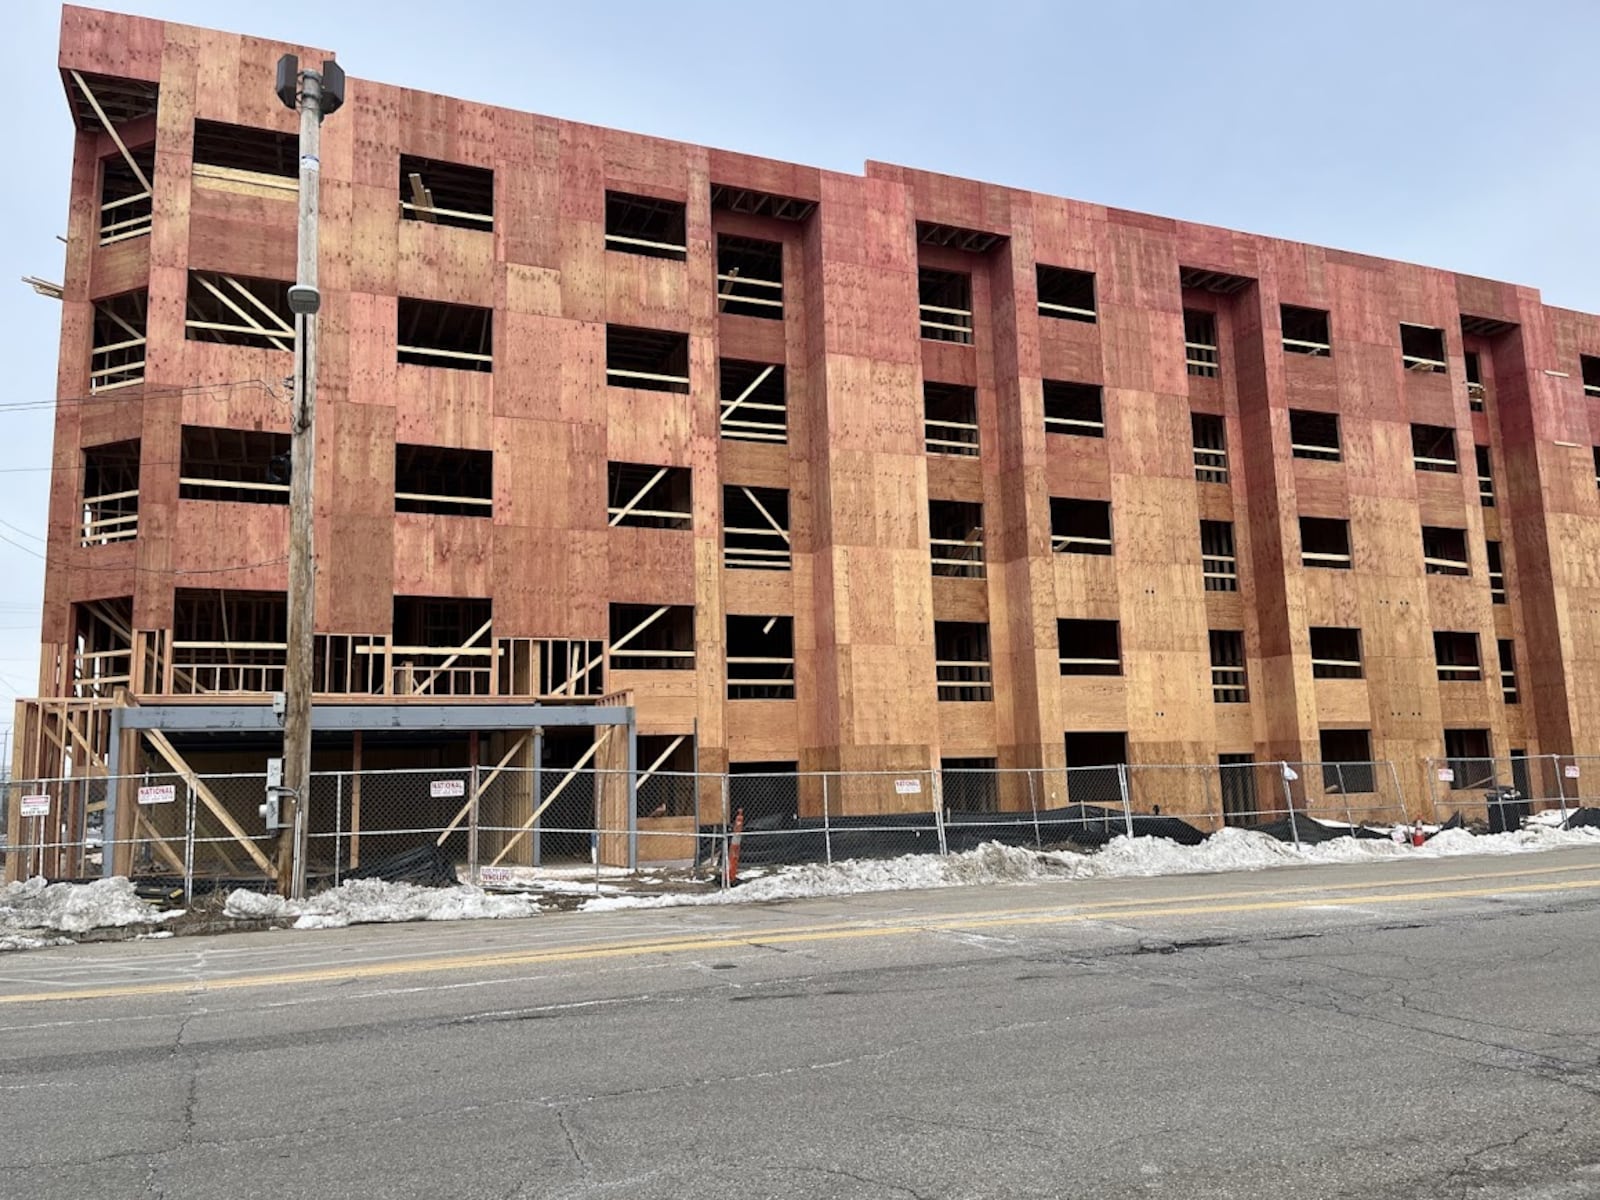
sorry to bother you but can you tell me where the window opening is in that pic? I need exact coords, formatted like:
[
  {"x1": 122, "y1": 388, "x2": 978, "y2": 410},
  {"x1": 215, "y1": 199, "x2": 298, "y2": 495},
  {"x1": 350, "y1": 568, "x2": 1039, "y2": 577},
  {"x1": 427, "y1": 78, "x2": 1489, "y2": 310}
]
[
  {"x1": 1319, "y1": 729, "x2": 1375, "y2": 793},
  {"x1": 1582, "y1": 355, "x2": 1600, "y2": 398},
  {"x1": 1411, "y1": 423, "x2": 1458, "y2": 472},
  {"x1": 935, "y1": 621, "x2": 993, "y2": 701},
  {"x1": 185, "y1": 271, "x2": 294, "y2": 351},
  {"x1": 1281, "y1": 305, "x2": 1332, "y2": 356},
  {"x1": 71, "y1": 598, "x2": 134, "y2": 699},
  {"x1": 1192, "y1": 413, "x2": 1228, "y2": 483},
  {"x1": 397, "y1": 298, "x2": 492, "y2": 371},
  {"x1": 609, "y1": 604, "x2": 694, "y2": 671},
  {"x1": 919, "y1": 268, "x2": 973, "y2": 344},
  {"x1": 81, "y1": 440, "x2": 140, "y2": 546},
  {"x1": 605, "y1": 191, "x2": 687, "y2": 260},
  {"x1": 1465, "y1": 351, "x2": 1485, "y2": 409},
  {"x1": 1300, "y1": 517, "x2": 1352, "y2": 569},
  {"x1": 1036, "y1": 265, "x2": 1096, "y2": 322},
  {"x1": 1218, "y1": 754, "x2": 1259, "y2": 827},
  {"x1": 1443, "y1": 729, "x2": 1494, "y2": 790},
  {"x1": 1184, "y1": 310, "x2": 1218, "y2": 377},
  {"x1": 99, "y1": 146, "x2": 154, "y2": 245},
  {"x1": 1498, "y1": 639, "x2": 1519, "y2": 704},
  {"x1": 1310, "y1": 627, "x2": 1362, "y2": 679},
  {"x1": 172, "y1": 589, "x2": 288, "y2": 695},
  {"x1": 1400, "y1": 323, "x2": 1448, "y2": 373},
  {"x1": 635, "y1": 734, "x2": 697, "y2": 819},
  {"x1": 67, "y1": 71, "x2": 157, "y2": 243},
  {"x1": 925, "y1": 382, "x2": 979, "y2": 456},
  {"x1": 719, "y1": 359, "x2": 785, "y2": 442},
  {"x1": 608, "y1": 462, "x2": 692, "y2": 530},
  {"x1": 716, "y1": 235, "x2": 783, "y2": 319},
  {"x1": 1201, "y1": 520, "x2": 1238, "y2": 591},
  {"x1": 192, "y1": 119, "x2": 298, "y2": 192},
  {"x1": 1290, "y1": 410, "x2": 1341, "y2": 461},
  {"x1": 1051, "y1": 497, "x2": 1112, "y2": 555},
  {"x1": 1486, "y1": 540, "x2": 1506, "y2": 604},
  {"x1": 91, "y1": 289, "x2": 147, "y2": 393},
  {"x1": 392, "y1": 596, "x2": 493, "y2": 696},
  {"x1": 1063, "y1": 732, "x2": 1127, "y2": 804},
  {"x1": 1058, "y1": 619, "x2": 1121, "y2": 676},
  {"x1": 607, "y1": 325, "x2": 689, "y2": 392},
  {"x1": 722, "y1": 485, "x2": 790, "y2": 570},
  {"x1": 929, "y1": 499, "x2": 984, "y2": 578},
  {"x1": 726, "y1": 615, "x2": 795, "y2": 699},
  {"x1": 1043, "y1": 380, "x2": 1104, "y2": 437},
  {"x1": 1476, "y1": 446, "x2": 1494, "y2": 507},
  {"x1": 1209, "y1": 630, "x2": 1248, "y2": 703},
  {"x1": 1434, "y1": 631, "x2": 1482, "y2": 682},
  {"x1": 399, "y1": 154, "x2": 493, "y2": 230},
  {"x1": 396, "y1": 444, "x2": 493, "y2": 517},
  {"x1": 179, "y1": 426, "x2": 291, "y2": 505},
  {"x1": 942, "y1": 758, "x2": 999, "y2": 813},
  {"x1": 1422, "y1": 526, "x2": 1470, "y2": 576}
]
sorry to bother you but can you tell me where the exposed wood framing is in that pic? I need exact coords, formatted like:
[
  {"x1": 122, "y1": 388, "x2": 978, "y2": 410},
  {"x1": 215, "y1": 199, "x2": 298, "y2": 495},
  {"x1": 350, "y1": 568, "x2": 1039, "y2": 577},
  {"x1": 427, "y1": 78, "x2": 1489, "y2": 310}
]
[
  {"x1": 142, "y1": 729, "x2": 275, "y2": 876},
  {"x1": 488, "y1": 728, "x2": 615, "y2": 866}
]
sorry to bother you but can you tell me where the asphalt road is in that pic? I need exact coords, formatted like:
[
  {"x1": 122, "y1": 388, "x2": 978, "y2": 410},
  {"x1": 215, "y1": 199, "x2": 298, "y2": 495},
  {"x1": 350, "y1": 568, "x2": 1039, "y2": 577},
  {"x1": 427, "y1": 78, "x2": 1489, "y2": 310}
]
[{"x1": 3, "y1": 849, "x2": 1600, "y2": 1199}]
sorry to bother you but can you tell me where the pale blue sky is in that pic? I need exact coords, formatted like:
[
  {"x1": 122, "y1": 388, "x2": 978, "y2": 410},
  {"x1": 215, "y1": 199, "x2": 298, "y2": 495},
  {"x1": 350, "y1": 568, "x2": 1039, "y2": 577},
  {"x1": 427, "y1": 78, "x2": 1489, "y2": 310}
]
[{"x1": 4, "y1": 0, "x2": 1599, "y2": 750}]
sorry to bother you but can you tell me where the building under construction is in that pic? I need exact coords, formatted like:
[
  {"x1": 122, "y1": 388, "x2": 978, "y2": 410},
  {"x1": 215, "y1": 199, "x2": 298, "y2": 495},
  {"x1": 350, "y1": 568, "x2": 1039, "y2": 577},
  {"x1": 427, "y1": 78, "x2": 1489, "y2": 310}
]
[{"x1": 13, "y1": 5, "x2": 1600, "y2": 880}]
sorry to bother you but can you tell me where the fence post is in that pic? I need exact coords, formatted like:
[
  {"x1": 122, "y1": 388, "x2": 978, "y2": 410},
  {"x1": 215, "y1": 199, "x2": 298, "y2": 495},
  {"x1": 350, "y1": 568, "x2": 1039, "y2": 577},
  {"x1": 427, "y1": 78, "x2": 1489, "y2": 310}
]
[
  {"x1": 822, "y1": 773, "x2": 833, "y2": 865},
  {"x1": 468, "y1": 759, "x2": 481, "y2": 887},
  {"x1": 1422, "y1": 757, "x2": 1440, "y2": 825},
  {"x1": 334, "y1": 773, "x2": 343, "y2": 886},
  {"x1": 1554, "y1": 754, "x2": 1570, "y2": 823},
  {"x1": 932, "y1": 771, "x2": 948, "y2": 856},
  {"x1": 1028, "y1": 770, "x2": 1042, "y2": 848},
  {"x1": 720, "y1": 773, "x2": 731, "y2": 890},
  {"x1": 1337, "y1": 764, "x2": 1354, "y2": 830},
  {"x1": 183, "y1": 782, "x2": 196, "y2": 906},
  {"x1": 1281, "y1": 763, "x2": 1300, "y2": 849},
  {"x1": 1116, "y1": 764, "x2": 1134, "y2": 839}
]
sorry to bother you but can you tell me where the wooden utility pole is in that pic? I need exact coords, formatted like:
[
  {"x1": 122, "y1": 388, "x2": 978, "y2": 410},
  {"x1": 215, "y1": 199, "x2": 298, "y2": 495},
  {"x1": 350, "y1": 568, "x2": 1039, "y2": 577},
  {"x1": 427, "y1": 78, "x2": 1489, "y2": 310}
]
[{"x1": 275, "y1": 55, "x2": 343, "y2": 898}]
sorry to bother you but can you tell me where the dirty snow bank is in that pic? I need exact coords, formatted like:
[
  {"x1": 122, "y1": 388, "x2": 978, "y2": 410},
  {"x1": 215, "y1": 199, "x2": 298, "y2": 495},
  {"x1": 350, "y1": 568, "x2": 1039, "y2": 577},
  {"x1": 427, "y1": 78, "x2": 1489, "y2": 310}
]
[
  {"x1": 224, "y1": 878, "x2": 546, "y2": 930},
  {"x1": 0, "y1": 876, "x2": 180, "y2": 940},
  {"x1": 581, "y1": 823, "x2": 1600, "y2": 911}
]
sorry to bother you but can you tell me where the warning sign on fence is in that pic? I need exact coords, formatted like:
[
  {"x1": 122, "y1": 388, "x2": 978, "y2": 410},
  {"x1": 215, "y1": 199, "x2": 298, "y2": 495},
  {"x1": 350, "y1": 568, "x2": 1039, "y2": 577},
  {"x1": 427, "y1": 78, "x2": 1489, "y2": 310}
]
[
  {"x1": 430, "y1": 779, "x2": 466, "y2": 799},
  {"x1": 1437, "y1": 768, "x2": 1454, "y2": 783},
  {"x1": 894, "y1": 778, "x2": 922, "y2": 795},
  {"x1": 1565, "y1": 765, "x2": 1581, "y2": 779},
  {"x1": 19, "y1": 794, "x2": 50, "y2": 817},
  {"x1": 137, "y1": 784, "x2": 176, "y2": 805}
]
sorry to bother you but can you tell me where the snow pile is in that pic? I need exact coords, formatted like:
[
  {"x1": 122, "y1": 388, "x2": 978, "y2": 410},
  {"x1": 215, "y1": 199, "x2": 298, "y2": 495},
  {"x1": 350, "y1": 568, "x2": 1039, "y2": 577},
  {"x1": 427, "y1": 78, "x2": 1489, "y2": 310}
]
[
  {"x1": 0, "y1": 876, "x2": 180, "y2": 936},
  {"x1": 581, "y1": 822, "x2": 1600, "y2": 911},
  {"x1": 223, "y1": 879, "x2": 546, "y2": 930}
]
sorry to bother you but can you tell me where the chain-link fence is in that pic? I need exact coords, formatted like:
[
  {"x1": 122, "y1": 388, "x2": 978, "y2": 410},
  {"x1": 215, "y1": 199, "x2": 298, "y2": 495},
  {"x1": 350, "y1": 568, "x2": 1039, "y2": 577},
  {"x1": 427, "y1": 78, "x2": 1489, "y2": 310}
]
[
  {"x1": 3, "y1": 755, "x2": 1589, "y2": 896},
  {"x1": 1425, "y1": 754, "x2": 1594, "y2": 828}
]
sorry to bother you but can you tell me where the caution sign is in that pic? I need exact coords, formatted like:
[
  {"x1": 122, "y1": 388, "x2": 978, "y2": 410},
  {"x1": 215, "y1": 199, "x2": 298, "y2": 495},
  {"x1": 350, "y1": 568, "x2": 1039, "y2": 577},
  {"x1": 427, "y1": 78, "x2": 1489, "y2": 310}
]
[
  {"x1": 894, "y1": 778, "x2": 923, "y2": 795},
  {"x1": 19, "y1": 794, "x2": 50, "y2": 817},
  {"x1": 430, "y1": 778, "x2": 466, "y2": 799},
  {"x1": 138, "y1": 784, "x2": 177, "y2": 805},
  {"x1": 1436, "y1": 768, "x2": 1454, "y2": 783}
]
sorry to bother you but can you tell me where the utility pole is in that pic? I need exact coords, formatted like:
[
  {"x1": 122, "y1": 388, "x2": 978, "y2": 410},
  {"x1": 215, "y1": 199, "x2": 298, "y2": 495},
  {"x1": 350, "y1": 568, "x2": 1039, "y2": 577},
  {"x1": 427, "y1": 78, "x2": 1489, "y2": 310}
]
[{"x1": 275, "y1": 54, "x2": 344, "y2": 899}]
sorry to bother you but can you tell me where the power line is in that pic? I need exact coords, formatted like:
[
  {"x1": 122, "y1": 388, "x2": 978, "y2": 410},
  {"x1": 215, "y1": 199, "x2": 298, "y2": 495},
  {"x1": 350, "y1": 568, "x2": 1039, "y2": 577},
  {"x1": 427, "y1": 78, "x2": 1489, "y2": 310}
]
[
  {"x1": 0, "y1": 518, "x2": 45, "y2": 544},
  {"x1": 0, "y1": 377, "x2": 284, "y2": 416},
  {"x1": 0, "y1": 531, "x2": 288, "y2": 576}
]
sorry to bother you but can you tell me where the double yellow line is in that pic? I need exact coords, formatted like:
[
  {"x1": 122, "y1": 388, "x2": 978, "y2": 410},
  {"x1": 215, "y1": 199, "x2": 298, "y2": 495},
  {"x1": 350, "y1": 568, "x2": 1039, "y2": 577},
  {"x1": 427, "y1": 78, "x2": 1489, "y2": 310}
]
[{"x1": 5, "y1": 858, "x2": 1599, "y2": 1005}]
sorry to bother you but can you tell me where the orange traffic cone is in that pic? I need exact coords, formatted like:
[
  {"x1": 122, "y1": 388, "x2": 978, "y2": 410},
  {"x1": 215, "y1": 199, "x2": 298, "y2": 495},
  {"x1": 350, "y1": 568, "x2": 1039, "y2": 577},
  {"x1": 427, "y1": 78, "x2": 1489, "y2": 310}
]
[{"x1": 728, "y1": 808, "x2": 745, "y2": 885}]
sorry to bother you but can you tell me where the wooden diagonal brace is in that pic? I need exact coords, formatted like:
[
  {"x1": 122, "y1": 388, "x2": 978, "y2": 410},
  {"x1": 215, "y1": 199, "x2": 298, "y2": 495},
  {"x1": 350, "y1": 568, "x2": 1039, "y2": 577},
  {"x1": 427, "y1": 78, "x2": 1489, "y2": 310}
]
[
  {"x1": 143, "y1": 729, "x2": 275, "y2": 876},
  {"x1": 488, "y1": 728, "x2": 614, "y2": 867},
  {"x1": 435, "y1": 733, "x2": 530, "y2": 846}
]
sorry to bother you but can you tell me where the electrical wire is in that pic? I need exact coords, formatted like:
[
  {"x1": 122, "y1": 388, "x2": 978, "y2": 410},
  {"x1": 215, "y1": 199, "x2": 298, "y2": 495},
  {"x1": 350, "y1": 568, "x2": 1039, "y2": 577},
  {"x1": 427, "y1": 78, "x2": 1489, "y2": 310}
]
[
  {"x1": 0, "y1": 530, "x2": 288, "y2": 577},
  {"x1": 0, "y1": 377, "x2": 285, "y2": 415}
]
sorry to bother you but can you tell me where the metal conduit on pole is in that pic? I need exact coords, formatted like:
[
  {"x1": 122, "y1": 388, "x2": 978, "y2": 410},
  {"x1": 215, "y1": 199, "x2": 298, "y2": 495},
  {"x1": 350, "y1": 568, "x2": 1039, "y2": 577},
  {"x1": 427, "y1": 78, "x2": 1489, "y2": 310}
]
[{"x1": 274, "y1": 53, "x2": 345, "y2": 899}]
